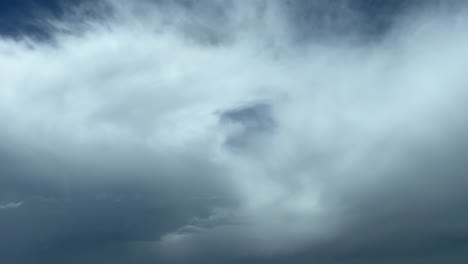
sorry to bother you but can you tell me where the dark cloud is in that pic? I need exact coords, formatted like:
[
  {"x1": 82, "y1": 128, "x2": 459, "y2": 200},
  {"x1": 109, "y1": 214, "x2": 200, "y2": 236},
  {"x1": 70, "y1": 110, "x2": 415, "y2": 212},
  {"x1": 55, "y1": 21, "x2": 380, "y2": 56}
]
[
  {"x1": 0, "y1": 0, "x2": 427, "y2": 43},
  {"x1": 220, "y1": 102, "x2": 275, "y2": 150},
  {"x1": 0, "y1": 0, "x2": 110, "y2": 40}
]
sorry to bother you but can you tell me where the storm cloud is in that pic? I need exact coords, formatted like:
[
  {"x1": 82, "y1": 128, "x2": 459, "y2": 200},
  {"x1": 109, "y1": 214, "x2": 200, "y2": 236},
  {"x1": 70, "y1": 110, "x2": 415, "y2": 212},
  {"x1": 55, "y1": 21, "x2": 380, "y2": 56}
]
[{"x1": 1, "y1": 0, "x2": 468, "y2": 263}]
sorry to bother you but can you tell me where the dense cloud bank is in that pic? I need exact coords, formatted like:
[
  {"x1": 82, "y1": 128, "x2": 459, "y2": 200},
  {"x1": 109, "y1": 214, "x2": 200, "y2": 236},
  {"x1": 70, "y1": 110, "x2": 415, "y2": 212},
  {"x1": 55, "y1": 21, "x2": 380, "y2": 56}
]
[{"x1": 1, "y1": 0, "x2": 468, "y2": 263}]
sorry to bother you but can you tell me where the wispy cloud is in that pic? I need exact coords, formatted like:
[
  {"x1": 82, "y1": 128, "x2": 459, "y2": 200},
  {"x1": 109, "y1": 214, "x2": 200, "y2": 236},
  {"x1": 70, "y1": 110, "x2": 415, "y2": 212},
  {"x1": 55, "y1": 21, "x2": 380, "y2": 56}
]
[{"x1": 0, "y1": 201, "x2": 23, "y2": 209}]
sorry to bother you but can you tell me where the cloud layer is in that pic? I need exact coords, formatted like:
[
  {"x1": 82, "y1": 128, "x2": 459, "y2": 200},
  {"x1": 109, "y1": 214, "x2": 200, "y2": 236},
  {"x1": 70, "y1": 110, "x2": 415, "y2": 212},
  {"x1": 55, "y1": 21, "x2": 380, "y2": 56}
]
[{"x1": 2, "y1": 0, "x2": 468, "y2": 263}]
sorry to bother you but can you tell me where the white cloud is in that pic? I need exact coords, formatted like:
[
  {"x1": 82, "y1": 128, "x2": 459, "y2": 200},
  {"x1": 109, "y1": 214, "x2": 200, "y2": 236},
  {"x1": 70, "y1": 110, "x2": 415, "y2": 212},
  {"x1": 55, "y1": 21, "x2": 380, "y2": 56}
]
[{"x1": 2, "y1": 0, "x2": 468, "y2": 260}]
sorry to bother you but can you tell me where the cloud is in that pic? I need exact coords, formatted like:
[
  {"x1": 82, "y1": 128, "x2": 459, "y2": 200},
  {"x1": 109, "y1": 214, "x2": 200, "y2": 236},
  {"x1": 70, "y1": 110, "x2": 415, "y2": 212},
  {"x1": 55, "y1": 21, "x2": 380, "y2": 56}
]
[
  {"x1": 1, "y1": 0, "x2": 468, "y2": 263},
  {"x1": 0, "y1": 201, "x2": 23, "y2": 209}
]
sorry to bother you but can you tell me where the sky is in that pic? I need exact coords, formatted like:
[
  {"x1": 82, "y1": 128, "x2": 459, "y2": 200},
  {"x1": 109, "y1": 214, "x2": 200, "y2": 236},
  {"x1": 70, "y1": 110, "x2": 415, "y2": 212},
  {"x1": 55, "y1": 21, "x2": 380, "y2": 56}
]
[{"x1": 1, "y1": 0, "x2": 468, "y2": 263}]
